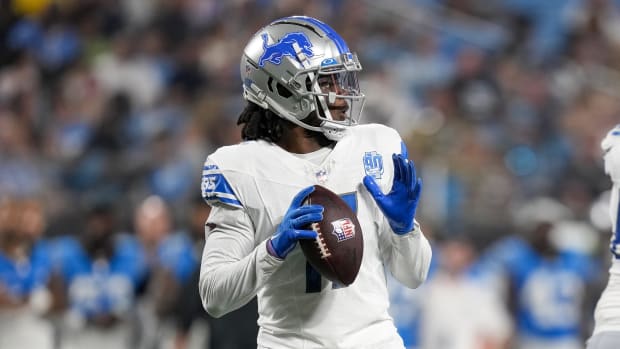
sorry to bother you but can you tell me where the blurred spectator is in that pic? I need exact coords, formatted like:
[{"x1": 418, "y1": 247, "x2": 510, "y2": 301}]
[
  {"x1": 93, "y1": 32, "x2": 163, "y2": 108},
  {"x1": 49, "y1": 201, "x2": 145, "y2": 349},
  {"x1": 174, "y1": 196, "x2": 258, "y2": 349},
  {"x1": 450, "y1": 47, "x2": 502, "y2": 123},
  {"x1": 388, "y1": 237, "x2": 438, "y2": 349},
  {"x1": 132, "y1": 195, "x2": 196, "y2": 349},
  {"x1": 418, "y1": 236, "x2": 512, "y2": 349},
  {"x1": 173, "y1": 196, "x2": 211, "y2": 349},
  {"x1": 0, "y1": 108, "x2": 49, "y2": 198},
  {"x1": 476, "y1": 197, "x2": 602, "y2": 349},
  {"x1": 0, "y1": 197, "x2": 54, "y2": 349}
]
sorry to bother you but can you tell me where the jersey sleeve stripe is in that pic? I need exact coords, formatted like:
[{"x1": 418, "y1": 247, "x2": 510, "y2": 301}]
[{"x1": 201, "y1": 160, "x2": 243, "y2": 208}]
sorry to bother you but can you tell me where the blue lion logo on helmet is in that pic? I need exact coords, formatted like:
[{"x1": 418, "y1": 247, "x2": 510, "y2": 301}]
[{"x1": 258, "y1": 32, "x2": 314, "y2": 67}]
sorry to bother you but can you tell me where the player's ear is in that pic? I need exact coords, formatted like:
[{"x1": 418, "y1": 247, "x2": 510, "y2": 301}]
[{"x1": 400, "y1": 141, "x2": 409, "y2": 159}]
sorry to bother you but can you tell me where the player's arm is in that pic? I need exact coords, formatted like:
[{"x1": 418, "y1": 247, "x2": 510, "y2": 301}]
[
  {"x1": 199, "y1": 158, "x2": 278, "y2": 317},
  {"x1": 199, "y1": 198, "x2": 321, "y2": 318},
  {"x1": 363, "y1": 144, "x2": 432, "y2": 288},
  {"x1": 380, "y1": 216, "x2": 432, "y2": 289},
  {"x1": 199, "y1": 204, "x2": 277, "y2": 317},
  {"x1": 199, "y1": 160, "x2": 321, "y2": 317}
]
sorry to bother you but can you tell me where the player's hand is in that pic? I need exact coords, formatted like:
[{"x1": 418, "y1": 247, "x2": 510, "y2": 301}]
[
  {"x1": 268, "y1": 186, "x2": 322, "y2": 259},
  {"x1": 363, "y1": 153, "x2": 422, "y2": 235},
  {"x1": 602, "y1": 124, "x2": 620, "y2": 183}
]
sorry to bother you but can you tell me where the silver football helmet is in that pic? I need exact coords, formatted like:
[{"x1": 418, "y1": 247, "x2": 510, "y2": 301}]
[{"x1": 240, "y1": 16, "x2": 365, "y2": 141}]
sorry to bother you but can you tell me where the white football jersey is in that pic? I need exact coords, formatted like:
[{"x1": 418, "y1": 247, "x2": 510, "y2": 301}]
[
  {"x1": 592, "y1": 184, "x2": 620, "y2": 335},
  {"x1": 199, "y1": 124, "x2": 432, "y2": 349}
]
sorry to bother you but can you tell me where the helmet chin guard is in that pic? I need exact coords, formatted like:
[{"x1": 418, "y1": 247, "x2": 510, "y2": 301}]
[{"x1": 240, "y1": 16, "x2": 365, "y2": 141}]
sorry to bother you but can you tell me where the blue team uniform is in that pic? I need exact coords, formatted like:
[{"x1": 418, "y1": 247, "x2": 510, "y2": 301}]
[
  {"x1": 149, "y1": 232, "x2": 197, "y2": 284},
  {"x1": 477, "y1": 236, "x2": 598, "y2": 347},
  {"x1": 49, "y1": 235, "x2": 146, "y2": 320},
  {"x1": 0, "y1": 240, "x2": 52, "y2": 299}
]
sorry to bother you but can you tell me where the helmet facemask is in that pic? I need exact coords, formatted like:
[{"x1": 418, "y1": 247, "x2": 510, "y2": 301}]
[{"x1": 297, "y1": 53, "x2": 365, "y2": 140}]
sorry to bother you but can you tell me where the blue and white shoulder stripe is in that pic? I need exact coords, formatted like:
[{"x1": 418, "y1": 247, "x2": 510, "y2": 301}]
[{"x1": 201, "y1": 160, "x2": 242, "y2": 208}]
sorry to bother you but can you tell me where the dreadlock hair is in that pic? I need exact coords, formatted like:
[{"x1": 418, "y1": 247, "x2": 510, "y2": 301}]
[{"x1": 237, "y1": 102, "x2": 335, "y2": 147}]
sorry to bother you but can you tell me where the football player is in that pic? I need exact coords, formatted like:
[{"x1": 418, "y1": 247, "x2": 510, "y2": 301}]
[
  {"x1": 199, "y1": 16, "x2": 432, "y2": 348},
  {"x1": 49, "y1": 202, "x2": 145, "y2": 349},
  {"x1": 0, "y1": 198, "x2": 54, "y2": 349},
  {"x1": 588, "y1": 124, "x2": 620, "y2": 349}
]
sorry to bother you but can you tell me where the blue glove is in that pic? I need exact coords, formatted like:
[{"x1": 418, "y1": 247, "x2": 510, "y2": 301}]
[
  {"x1": 268, "y1": 186, "x2": 323, "y2": 259},
  {"x1": 363, "y1": 153, "x2": 422, "y2": 234}
]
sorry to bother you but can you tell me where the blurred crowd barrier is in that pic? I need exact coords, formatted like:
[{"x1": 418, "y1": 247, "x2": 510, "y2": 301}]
[{"x1": 1, "y1": 0, "x2": 619, "y2": 348}]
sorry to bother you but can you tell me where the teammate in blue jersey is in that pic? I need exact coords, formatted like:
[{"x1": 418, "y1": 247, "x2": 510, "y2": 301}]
[
  {"x1": 131, "y1": 195, "x2": 198, "y2": 348},
  {"x1": 476, "y1": 198, "x2": 599, "y2": 349},
  {"x1": 588, "y1": 124, "x2": 620, "y2": 349},
  {"x1": 0, "y1": 199, "x2": 52, "y2": 305},
  {"x1": 0, "y1": 198, "x2": 54, "y2": 349},
  {"x1": 49, "y1": 202, "x2": 146, "y2": 349},
  {"x1": 198, "y1": 16, "x2": 432, "y2": 349}
]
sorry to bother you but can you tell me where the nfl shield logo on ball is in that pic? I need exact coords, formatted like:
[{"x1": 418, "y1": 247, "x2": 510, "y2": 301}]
[{"x1": 331, "y1": 218, "x2": 356, "y2": 242}]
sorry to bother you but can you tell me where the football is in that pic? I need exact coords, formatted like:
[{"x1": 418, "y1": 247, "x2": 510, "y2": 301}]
[{"x1": 299, "y1": 185, "x2": 363, "y2": 286}]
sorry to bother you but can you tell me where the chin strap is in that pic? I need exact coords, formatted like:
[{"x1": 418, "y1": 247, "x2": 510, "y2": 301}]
[{"x1": 321, "y1": 122, "x2": 348, "y2": 141}]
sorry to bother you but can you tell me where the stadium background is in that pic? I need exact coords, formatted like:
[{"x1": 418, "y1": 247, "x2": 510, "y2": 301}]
[{"x1": 0, "y1": 0, "x2": 619, "y2": 348}]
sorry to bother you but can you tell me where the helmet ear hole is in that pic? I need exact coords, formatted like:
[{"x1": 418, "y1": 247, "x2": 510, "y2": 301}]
[
  {"x1": 276, "y1": 83, "x2": 292, "y2": 98},
  {"x1": 267, "y1": 77, "x2": 274, "y2": 93},
  {"x1": 267, "y1": 77, "x2": 292, "y2": 98}
]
